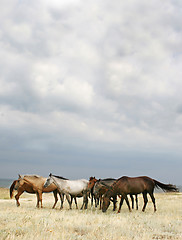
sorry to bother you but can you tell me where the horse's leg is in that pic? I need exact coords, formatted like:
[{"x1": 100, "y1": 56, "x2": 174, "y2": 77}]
[
  {"x1": 80, "y1": 201, "x2": 84, "y2": 210},
  {"x1": 96, "y1": 197, "x2": 99, "y2": 207},
  {"x1": 149, "y1": 192, "x2": 157, "y2": 212},
  {"x1": 59, "y1": 193, "x2": 64, "y2": 209},
  {"x1": 124, "y1": 195, "x2": 131, "y2": 212},
  {"x1": 80, "y1": 195, "x2": 85, "y2": 210},
  {"x1": 112, "y1": 195, "x2": 117, "y2": 211},
  {"x1": 65, "y1": 194, "x2": 72, "y2": 209},
  {"x1": 91, "y1": 193, "x2": 93, "y2": 207},
  {"x1": 117, "y1": 196, "x2": 124, "y2": 213},
  {"x1": 142, "y1": 192, "x2": 148, "y2": 212},
  {"x1": 99, "y1": 195, "x2": 102, "y2": 210},
  {"x1": 94, "y1": 195, "x2": 98, "y2": 208},
  {"x1": 70, "y1": 196, "x2": 73, "y2": 208},
  {"x1": 94, "y1": 196, "x2": 97, "y2": 208},
  {"x1": 15, "y1": 189, "x2": 24, "y2": 207},
  {"x1": 83, "y1": 192, "x2": 88, "y2": 209},
  {"x1": 95, "y1": 196, "x2": 98, "y2": 208},
  {"x1": 37, "y1": 191, "x2": 43, "y2": 208},
  {"x1": 74, "y1": 197, "x2": 78, "y2": 209},
  {"x1": 135, "y1": 194, "x2": 138, "y2": 210},
  {"x1": 36, "y1": 192, "x2": 40, "y2": 208},
  {"x1": 52, "y1": 190, "x2": 58, "y2": 209},
  {"x1": 80, "y1": 192, "x2": 88, "y2": 210},
  {"x1": 130, "y1": 194, "x2": 134, "y2": 209}
]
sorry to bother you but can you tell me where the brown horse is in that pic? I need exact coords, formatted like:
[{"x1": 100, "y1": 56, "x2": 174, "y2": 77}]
[
  {"x1": 88, "y1": 177, "x2": 117, "y2": 210},
  {"x1": 88, "y1": 177, "x2": 138, "y2": 210},
  {"x1": 10, "y1": 174, "x2": 64, "y2": 208},
  {"x1": 102, "y1": 176, "x2": 178, "y2": 213}
]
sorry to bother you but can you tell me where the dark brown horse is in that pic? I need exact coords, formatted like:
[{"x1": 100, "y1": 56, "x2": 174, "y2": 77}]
[
  {"x1": 88, "y1": 177, "x2": 138, "y2": 210},
  {"x1": 88, "y1": 177, "x2": 117, "y2": 210},
  {"x1": 102, "y1": 176, "x2": 178, "y2": 213},
  {"x1": 10, "y1": 174, "x2": 64, "y2": 208}
]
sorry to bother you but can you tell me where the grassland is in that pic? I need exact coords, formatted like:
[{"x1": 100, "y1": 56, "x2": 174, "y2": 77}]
[{"x1": 0, "y1": 188, "x2": 182, "y2": 240}]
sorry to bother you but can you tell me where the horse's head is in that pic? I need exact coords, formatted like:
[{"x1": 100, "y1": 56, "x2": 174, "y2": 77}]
[
  {"x1": 101, "y1": 186, "x2": 115, "y2": 212},
  {"x1": 88, "y1": 176, "x2": 97, "y2": 190},
  {"x1": 102, "y1": 196, "x2": 110, "y2": 212},
  {"x1": 14, "y1": 175, "x2": 25, "y2": 190},
  {"x1": 44, "y1": 174, "x2": 54, "y2": 188}
]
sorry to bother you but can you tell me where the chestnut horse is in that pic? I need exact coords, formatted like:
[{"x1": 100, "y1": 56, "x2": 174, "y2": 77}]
[
  {"x1": 10, "y1": 174, "x2": 64, "y2": 208},
  {"x1": 102, "y1": 176, "x2": 178, "y2": 213}
]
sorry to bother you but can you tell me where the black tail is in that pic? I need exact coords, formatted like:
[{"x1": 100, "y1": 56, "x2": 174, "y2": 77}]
[
  {"x1": 153, "y1": 179, "x2": 179, "y2": 192},
  {"x1": 10, "y1": 180, "x2": 17, "y2": 199}
]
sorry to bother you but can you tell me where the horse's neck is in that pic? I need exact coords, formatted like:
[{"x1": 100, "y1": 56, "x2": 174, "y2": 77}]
[
  {"x1": 101, "y1": 180, "x2": 115, "y2": 186},
  {"x1": 52, "y1": 177, "x2": 64, "y2": 187}
]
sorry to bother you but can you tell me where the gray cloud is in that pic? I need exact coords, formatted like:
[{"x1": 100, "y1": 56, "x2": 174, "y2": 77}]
[{"x1": 0, "y1": 0, "x2": 182, "y2": 184}]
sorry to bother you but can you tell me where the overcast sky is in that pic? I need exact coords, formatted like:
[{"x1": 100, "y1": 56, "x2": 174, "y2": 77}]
[{"x1": 0, "y1": 0, "x2": 182, "y2": 184}]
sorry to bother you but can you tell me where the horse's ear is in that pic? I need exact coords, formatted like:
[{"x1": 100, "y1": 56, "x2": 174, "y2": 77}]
[
  {"x1": 18, "y1": 174, "x2": 21, "y2": 178},
  {"x1": 49, "y1": 173, "x2": 52, "y2": 177}
]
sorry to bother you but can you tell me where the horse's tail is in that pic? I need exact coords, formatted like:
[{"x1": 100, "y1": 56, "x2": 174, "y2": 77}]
[
  {"x1": 10, "y1": 180, "x2": 17, "y2": 199},
  {"x1": 153, "y1": 179, "x2": 179, "y2": 192}
]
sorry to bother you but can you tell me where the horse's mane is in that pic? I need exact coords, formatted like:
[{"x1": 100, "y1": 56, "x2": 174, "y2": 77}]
[
  {"x1": 97, "y1": 178, "x2": 116, "y2": 182},
  {"x1": 21, "y1": 174, "x2": 41, "y2": 179},
  {"x1": 101, "y1": 178, "x2": 116, "y2": 181},
  {"x1": 52, "y1": 175, "x2": 68, "y2": 180}
]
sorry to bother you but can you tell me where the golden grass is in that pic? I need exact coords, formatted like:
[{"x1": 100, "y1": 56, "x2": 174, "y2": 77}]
[
  {"x1": 0, "y1": 188, "x2": 10, "y2": 199},
  {"x1": 0, "y1": 189, "x2": 182, "y2": 240}
]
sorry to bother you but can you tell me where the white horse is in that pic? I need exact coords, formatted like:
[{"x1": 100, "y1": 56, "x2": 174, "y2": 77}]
[{"x1": 44, "y1": 174, "x2": 89, "y2": 209}]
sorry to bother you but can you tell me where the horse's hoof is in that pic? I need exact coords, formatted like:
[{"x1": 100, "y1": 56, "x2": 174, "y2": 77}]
[{"x1": 117, "y1": 211, "x2": 120, "y2": 214}]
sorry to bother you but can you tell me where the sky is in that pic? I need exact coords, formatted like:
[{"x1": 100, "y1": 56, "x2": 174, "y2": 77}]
[{"x1": 0, "y1": 0, "x2": 182, "y2": 184}]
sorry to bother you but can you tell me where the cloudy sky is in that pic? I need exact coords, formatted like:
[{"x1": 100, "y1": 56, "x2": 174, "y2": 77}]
[{"x1": 0, "y1": 0, "x2": 182, "y2": 184}]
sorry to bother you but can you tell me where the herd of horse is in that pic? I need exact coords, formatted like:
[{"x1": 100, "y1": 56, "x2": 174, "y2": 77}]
[{"x1": 10, "y1": 174, "x2": 178, "y2": 213}]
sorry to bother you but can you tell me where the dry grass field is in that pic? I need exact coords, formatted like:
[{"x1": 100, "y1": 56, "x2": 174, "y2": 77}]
[{"x1": 0, "y1": 188, "x2": 182, "y2": 240}]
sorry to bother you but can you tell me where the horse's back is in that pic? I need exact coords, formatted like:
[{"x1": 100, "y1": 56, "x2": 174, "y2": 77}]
[
  {"x1": 61, "y1": 179, "x2": 88, "y2": 194},
  {"x1": 23, "y1": 176, "x2": 48, "y2": 191},
  {"x1": 116, "y1": 176, "x2": 155, "y2": 193}
]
